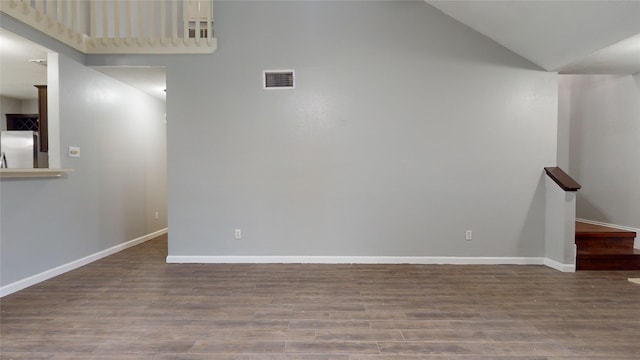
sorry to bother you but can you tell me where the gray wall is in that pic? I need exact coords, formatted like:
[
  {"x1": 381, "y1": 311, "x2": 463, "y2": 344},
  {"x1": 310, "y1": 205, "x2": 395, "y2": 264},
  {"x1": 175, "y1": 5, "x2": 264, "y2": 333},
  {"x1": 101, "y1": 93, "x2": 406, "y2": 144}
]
[
  {"x1": 21, "y1": 99, "x2": 39, "y2": 114},
  {"x1": 159, "y1": 1, "x2": 557, "y2": 257},
  {"x1": 0, "y1": 96, "x2": 22, "y2": 131},
  {"x1": 0, "y1": 53, "x2": 167, "y2": 287},
  {"x1": 557, "y1": 77, "x2": 572, "y2": 170},
  {"x1": 567, "y1": 74, "x2": 640, "y2": 229}
]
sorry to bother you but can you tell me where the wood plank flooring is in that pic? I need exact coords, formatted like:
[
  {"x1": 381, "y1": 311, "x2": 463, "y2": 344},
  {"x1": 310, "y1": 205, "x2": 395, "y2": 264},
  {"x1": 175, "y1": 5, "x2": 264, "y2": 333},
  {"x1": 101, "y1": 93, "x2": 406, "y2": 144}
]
[{"x1": 2, "y1": 235, "x2": 640, "y2": 359}]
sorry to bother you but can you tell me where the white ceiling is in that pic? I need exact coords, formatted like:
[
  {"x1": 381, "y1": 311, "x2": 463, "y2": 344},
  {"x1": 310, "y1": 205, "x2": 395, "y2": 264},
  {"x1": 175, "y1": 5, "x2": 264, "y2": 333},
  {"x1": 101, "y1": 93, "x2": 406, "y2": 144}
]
[
  {"x1": 427, "y1": 0, "x2": 640, "y2": 74},
  {"x1": 0, "y1": 29, "x2": 165, "y2": 102},
  {"x1": 558, "y1": 32, "x2": 640, "y2": 74},
  {"x1": 0, "y1": 28, "x2": 48, "y2": 100}
]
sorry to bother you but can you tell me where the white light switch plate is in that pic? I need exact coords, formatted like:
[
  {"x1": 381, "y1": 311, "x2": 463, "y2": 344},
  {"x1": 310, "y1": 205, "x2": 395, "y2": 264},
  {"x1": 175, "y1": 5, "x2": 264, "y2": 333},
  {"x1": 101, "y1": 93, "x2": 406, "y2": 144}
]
[{"x1": 68, "y1": 146, "x2": 81, "y2": 158}]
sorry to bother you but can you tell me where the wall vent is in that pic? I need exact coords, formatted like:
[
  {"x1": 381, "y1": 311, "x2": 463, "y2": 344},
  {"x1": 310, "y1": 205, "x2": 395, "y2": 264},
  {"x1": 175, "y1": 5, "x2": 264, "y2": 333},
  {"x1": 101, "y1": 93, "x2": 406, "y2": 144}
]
[{"x1": 264, "y1": 70, "x2": 294, "y2": 89}]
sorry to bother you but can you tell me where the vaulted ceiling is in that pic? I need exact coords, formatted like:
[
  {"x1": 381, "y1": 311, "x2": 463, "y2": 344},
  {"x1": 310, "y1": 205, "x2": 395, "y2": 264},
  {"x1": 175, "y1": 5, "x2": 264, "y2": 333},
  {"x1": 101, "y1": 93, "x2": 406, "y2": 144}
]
[
  {"x1": 2, "y1": 1, "x2": 639, "y2": 102},
  {"x1": 427, "y1": 0, "x2": 640, "y2": 74}
]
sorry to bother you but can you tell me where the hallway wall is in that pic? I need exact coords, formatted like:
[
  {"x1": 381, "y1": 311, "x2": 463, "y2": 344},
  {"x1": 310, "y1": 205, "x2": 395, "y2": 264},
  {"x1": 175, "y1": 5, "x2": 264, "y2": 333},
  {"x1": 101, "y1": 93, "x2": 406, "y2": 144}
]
[
  {"x1": 565, "y1": 74, "x2": 640, "y2": 231},
  {"x1": 1, "y1": 52, "x2": 167, "y2": 288}
]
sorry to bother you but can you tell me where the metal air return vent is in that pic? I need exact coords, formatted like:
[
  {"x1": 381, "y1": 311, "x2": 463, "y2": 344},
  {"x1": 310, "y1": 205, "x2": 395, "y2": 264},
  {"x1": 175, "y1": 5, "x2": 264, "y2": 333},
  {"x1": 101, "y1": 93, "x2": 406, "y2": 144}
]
[{"x1": 263, "y1": 70, "x2": 294, "y2": 89}]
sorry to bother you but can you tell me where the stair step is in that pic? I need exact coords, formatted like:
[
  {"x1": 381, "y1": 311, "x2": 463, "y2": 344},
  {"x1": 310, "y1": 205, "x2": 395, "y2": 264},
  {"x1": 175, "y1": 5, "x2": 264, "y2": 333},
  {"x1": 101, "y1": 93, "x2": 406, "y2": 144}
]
[
  {"x1": 575, "y1": 221, "x2": 639, "y2": 270},
  {"x1": 575, "y1": 236, "x2": 635, "y2": 249},
  {"x1": 576, "y1": 222, "x2": 636, "y2": 238},
  {"x1": 575, "y1": 221, "x2": 636, "y2": 249},
  {"x1": 576, "y1": 248, "x2": 640, "y2": 270},
  {"x1": 578, "y1": 248, "x2": 640, "y2": 255}
]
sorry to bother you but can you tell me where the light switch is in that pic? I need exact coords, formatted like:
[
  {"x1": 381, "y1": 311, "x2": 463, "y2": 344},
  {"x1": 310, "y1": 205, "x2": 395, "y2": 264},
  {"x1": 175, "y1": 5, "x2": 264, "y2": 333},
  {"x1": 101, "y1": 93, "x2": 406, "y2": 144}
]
[{"x1": 68, "y1": 146, "x2": 80, "y2": 158}]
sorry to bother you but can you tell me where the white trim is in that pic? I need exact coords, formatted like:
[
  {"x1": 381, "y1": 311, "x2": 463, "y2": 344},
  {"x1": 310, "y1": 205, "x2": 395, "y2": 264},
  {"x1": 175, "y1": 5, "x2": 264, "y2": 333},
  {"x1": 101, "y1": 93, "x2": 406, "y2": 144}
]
[
  {"x1": 167, "y1": 255, "x2": 546, "y2": 266},
  {"x1": 0, "y1": 168, "x2": 73, "y2": 179},
  {"x1": 543, "y1": 258, "x2": 576, "y2": 273},
  {"x1": 577, "y1": 218, "x2": 639, "y2": 249},
  {"x1": 0, "y1": 228, "x2": 167, "y2": 298}
]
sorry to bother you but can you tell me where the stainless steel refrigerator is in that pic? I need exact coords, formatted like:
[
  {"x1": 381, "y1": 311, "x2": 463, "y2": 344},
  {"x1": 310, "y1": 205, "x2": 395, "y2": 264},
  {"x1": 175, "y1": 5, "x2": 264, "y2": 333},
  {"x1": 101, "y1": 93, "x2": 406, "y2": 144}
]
[{"x1": 0, "y1": 131, "x2": 38, "y2": 168}]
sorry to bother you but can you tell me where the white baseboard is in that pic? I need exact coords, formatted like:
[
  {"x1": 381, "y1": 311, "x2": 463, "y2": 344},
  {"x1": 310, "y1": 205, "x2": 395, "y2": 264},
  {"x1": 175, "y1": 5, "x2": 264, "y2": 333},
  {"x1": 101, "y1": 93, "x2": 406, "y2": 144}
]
[
  {"x1": 543, "y1": 258, "x2": 576, "y2": 273},
  {"x1": 167, "y1": 255, "x2": 575, "y2": 272},
  {"x1": 0, "y1": 228, "x2": 168, "y2": 298},
  {"x1": 577, "y1": 218, "x2": 639, "y2": 249},
  {"x1": 167, "y1": 255, "x2": 547, "y2": 266}
]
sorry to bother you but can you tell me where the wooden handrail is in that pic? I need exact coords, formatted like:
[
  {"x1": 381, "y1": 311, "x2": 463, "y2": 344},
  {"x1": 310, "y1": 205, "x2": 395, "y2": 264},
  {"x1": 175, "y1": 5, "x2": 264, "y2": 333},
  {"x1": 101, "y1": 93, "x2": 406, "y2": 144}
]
[{"x1": 544, "y1": 167, "x2": 581, "y2": 192}]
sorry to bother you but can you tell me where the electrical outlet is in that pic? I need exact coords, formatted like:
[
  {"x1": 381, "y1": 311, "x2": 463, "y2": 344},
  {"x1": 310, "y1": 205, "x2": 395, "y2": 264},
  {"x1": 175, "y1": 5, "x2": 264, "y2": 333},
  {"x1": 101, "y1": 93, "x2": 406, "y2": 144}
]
[
  {"x1": 465, "y1": 230, "x2": 473, "y2": 240},
  {"x1": 234, "y1": 229, "x2": 242, "y2": 240},
  {"x1": 68, "y1": 146, "x2": 80, "y2": 158},
  {"x1": 154, "y1": 211, "x2": 159, "y2": 220}
]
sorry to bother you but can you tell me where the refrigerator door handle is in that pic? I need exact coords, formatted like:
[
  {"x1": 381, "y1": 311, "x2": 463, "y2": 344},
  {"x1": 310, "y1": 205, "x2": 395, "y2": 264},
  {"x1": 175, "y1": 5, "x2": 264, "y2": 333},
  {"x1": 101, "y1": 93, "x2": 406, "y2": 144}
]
[{"x1": 1, "y1": 152, "x2": 7, "y2": 168}]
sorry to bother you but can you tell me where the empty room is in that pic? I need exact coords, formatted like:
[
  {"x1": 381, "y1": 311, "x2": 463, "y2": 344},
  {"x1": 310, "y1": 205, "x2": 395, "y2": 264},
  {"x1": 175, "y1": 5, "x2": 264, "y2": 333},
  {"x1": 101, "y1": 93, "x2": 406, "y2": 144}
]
[{"x1": 1, "y1": 1, "x2": 639, "y2": 358}]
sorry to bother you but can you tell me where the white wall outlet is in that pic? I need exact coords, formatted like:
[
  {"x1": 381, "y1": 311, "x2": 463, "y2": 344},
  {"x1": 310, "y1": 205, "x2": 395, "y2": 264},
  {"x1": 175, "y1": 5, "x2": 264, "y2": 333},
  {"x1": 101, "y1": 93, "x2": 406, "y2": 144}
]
[
  {"x1": 154, "y1": 211, "x2": 159, "y2": 220},
  {"x1": 465, "y1": 230, "x2": 473, "y2": 241},
  {"x1": 234, "y1": 229, "x2": 242, "y2": 239},
  {"x1": 68, "y1": 146, "x2": 80, "y2": 158}
]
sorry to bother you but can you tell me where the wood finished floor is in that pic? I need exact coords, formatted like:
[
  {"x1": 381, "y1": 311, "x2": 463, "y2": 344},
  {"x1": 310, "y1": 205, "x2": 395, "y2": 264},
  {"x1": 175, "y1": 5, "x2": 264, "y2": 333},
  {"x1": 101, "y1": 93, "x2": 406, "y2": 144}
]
[{"x1": 2, "y1": 235, "x2": 640, "y2": 359}]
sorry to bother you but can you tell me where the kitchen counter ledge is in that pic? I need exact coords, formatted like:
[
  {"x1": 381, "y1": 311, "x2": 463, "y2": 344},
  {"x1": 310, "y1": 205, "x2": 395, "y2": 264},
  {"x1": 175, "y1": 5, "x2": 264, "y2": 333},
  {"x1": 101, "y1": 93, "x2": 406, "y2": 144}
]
[{"x1": 0, "y1": 168, "x2": 73, "y2": 179}]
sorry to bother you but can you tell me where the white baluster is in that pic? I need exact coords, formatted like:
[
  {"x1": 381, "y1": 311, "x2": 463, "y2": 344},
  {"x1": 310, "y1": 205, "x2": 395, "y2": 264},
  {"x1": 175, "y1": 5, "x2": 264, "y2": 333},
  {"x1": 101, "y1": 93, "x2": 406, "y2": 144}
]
[
  {"x1": 90, "y1": 0, "x2": 97, "y2": 42},
  {"x1": 55, "y1": 0, "x2": 65, "y2": 25},
  {"x1": 20, "y1": 0, "x2": 30, "y2": 16},
  {"x1": 137, "y1": 0, "x2": 143, "y2": 45},
  {"x1": 67, "y1": 0, "x2": 73, "y2": 31},
  {"x1": 34, "y1": 0, "x2": 44, "y2": 21},
  {"x1": 125, "y1": 0, "x2": 132, "y2": 45},
  {"x1": 59, "y1": 0, "x2": 65, "y2": 34},
  {"x1": 207, "y1": 0, "x2": 212, "y2": 44},
  {"x1": 2, "y1": 0, "x2": 215, "y2": 53},
  {"x1": 149, "y1": 0, "x2": 156, "y2": 46},
  {"x1": 114, "y1": 0, "x2": 120, "y2": 45},
  {"x1": 67, "y1": 0, "x2": 74, "y2": 33},
  {"x1": 183, "y1": 0, "x2": 189, "y2": 45},
  {"x1": 76, "y1": 0, "x2": 84, "y2": 45},
  {"x1": 172, "y1": 0, "x2": 178, "y2": 45},
  {"x1": 45, "y1": 0, "x2": 54, "y2": 25},
  {"x1": 102, "y1": 0, "x2": 108, "y2": 45},
  {"x1": 195, "y1": 0, "x2": 201, "y2": 45},
  {"x1": 160, "y1": 0, "x2": 167, "y2": 46}
]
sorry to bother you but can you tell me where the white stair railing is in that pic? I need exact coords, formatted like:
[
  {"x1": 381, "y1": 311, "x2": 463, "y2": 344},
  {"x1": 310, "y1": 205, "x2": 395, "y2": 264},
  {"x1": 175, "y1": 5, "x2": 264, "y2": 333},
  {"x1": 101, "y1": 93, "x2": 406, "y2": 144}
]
[{"x1": 0, "y1": 0, "x2": 216, "y2": 54}]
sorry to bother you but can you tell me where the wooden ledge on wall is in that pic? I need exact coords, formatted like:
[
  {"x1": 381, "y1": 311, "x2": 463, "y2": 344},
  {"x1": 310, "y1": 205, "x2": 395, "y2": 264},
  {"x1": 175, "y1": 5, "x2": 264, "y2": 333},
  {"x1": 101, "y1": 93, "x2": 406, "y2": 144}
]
[
  {"x1": 544, "y1": 167, "x2": 581, "y2": 191},
  {"x1": 0, "y1": 169, "x2": 73, "y2": 179}
]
